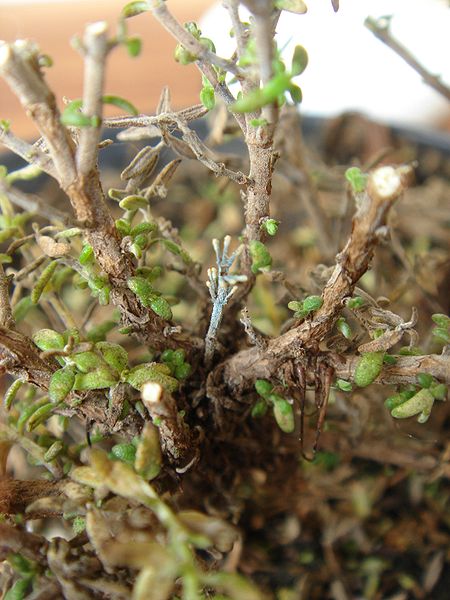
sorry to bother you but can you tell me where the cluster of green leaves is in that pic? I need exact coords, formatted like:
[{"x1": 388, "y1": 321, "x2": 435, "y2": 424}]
[
  {"x1": 232, "y1": 43, "x2": 308, "y2": 114},
  {"x1": 288, "y1": 294, "x2": 323, "y2": 319},
  {"x1": 32, "y1": 327, "x2": 183, "y2": 404},
  {"x1": 161, "y1": 348, "x2": 192, "y2": 380},
  {"x1": 385, "y1": 374, "x2": 447, "y2": 424},
  {"x1": 253, "y1": 379, "x2": 295, "y2": 433}
]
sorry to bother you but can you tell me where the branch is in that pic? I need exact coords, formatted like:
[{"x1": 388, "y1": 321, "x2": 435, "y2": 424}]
[
  {"x1": 223, "y1": 165, "x2": 415, "y2": 390},
  {"x1": 0, "y1": 127, "x2": 56, "y2": 178},
  {"x1": 149, "y1": 0, "x2": 242, "y2": 77},
  {"x1": 0, "y1": 264, "x2": 14, "y2": 329},
  {"x1": 147, "y1": 0, "x2": 247, "y2": 134},
  {"x1": 333, "y1": 353, "x2": 450, "y2": 386},
  {"x1": 76, "y1": 21, "x2": 109, "y2": 176},
  {"x1": 0, "y1": 40, "x2": 77, "y2": 187},
  {"x1": 365, "y1": 16, "x2": 450, "y2": 103}
]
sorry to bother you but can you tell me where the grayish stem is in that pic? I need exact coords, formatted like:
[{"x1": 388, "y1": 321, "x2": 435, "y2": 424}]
[{"x1": 76, "y1": 21, "x2": 109, "y2": 176}]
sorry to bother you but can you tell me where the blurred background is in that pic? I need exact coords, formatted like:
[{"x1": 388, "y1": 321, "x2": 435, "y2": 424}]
[{"x1": 1, "y1": 0, "x2": 450, "y2": 139}]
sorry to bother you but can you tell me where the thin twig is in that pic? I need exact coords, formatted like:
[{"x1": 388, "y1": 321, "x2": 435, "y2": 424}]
[
  {"x1": 0, "y1": 263, "x2": 14, "y2": 328},
  {"x1": 365, "y1": 16, "x2": 450, "y2": 102},
  {"x1": 0, "y1": 40, "x2": 77, "y2": 187},
  {"x1": 0, "y1": 127, "x2": 56, "y2": 178},
  {"x1": 76, "y1": 21, "x2": 109, "y2": 176},
  {"x1": 149, "y1": 0, "x2": 243, "y2": 77}
]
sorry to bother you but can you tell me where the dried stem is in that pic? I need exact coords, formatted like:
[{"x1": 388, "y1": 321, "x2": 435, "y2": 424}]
[
  {"x1": 0, "y1": 264, "x2": 14, "y2": 329},
  {"x1": 365, "y1": 16, "x2": 450, "y2": 103}
]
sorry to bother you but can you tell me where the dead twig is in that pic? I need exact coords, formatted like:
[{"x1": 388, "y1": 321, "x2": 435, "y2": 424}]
[{"x1": 365, "y1": 16, "x2": 450, "y2": 103}]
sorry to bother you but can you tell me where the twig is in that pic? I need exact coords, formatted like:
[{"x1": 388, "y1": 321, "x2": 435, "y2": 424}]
[
  {"x1": 365, "y1": 16, "x2": 450, "y2": 103},
  {"x1": 149, "y1": 0, "x2": 243, "y2": 77},
  {"x1": 0, "y1": 40, "x2": 77, "y2": 187},
  {"x1": 1, "y1": 183, "x2": 72, "y2": 224},
  {"x1": 0, "y1": 263, "x2": 14, "y2": 328},
  {"x1": 76, "y1": 21, "x2": 109, "y2": 176},
  {"x1": 0, "y1": 127, "x2": 56, "y2": 178}
]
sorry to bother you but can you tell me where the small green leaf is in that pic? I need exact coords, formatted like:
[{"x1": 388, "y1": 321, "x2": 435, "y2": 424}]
[
  {"x1": 174, "y1": 43, "x2": 197, "y2": 65},
  {"x1": 262, "y1": 219, "x2": 279, "y2": 236},
  {"x1": 149, "y1": 296, "x2": 172, "y2": 321},
  {"x1": 391, "y1": 388, "x2": 434, "y2": 422},
  {"x1": 49, "y1": 367, "x2": 76, "y2": 403},
  {"x1": 119, "y1": 194, "x2": 149, "y2": 210},
  {"x1": 126, "y1": 363, "x2": 179, "y2": 392},
  {"x1": 291, "y1": 44, "x2": 308, "y2": 76},
  {"x1": 134, "y1": 423, "x2": 162, "y2": 480},
  {"x1": 433, "y1": 327, "x2": 450, "y2": 344},
  {"x1": 79, "y1": 244, "x2": 94, "y2": 265},
  {"x1": 122, "y1": 1, "x2": 150, "y2": 19},
  {"x1": 95, "y1": 342, "x2": 129, "y2": 373},
  {"x1": 345, "y1": 167, "x2": 368, "y2": 193},
  {"x1": 102, "y1": 95, "x2": 138, "y2": 116},
  {"x1": 336, "y1": 317, "x2": 352, "y2": 339},
  {"x1": 255, "y1": 379, "x2": 273, "y2": 397},
  {"x1": 200, "y1": 86, "x2": 215, "y2": 110},
  {"x1": 251, "y1": 398, "x2": 268, "y2": 418},
  {"x1": 274, "y1": 0, "x2": 308, "y2": 14},
  {"x1": 72, "y1": 516, "x2": 86, "y2": 535},
  {"x1": 335, "y1": 379, "x2": 352, "y2": 392},
  {"x1": 431, "y1": 313, "x2": 449, "y2": 328},
  {"x1": 249, "y1": 240, "x2": 272, "y2": 274},
  {"x1": 174, "y1": 363, "x2": 191, "y2": 380},
  {"x1": 131, "y1": 222, "x2": 157, "y2": 237},
  {"x1": 115, "y1": 218, "x2": 131, "y2": 236},
  {"x1": 61, "y1": 110, "x2": 93, "y2": 128},
  {"x1": 288, "y1": 84, "x2": 303, "y2": 104},
  {"x1": 31, "y1": 261, "x2": 58, "y2": 304},
  {"x1": 111, "y1": 442, "x2": 136, "y2": 465},
  {"x1": 4, "y1": 577, "x2": 32, "y2": 600},
  {"x1": 231, "y1": 72, "x2": 292, "y2": 113},
  {"x1": 126, "y1": 36, "x2": 142, "y2": 57},
  {"x1": 4, "y1": 379, "x2": 24, "y2": 410},
  {"x1": 127, "y1": 276, "x2": 154, "y2": 307},
  {"x1": 71, "y1": 351, "x2": 103, "y2": 373},
  {"x1": 417, "y1": 373, "x2": 433, "y2": 389},
  {"x1": 272, "y1": 397, "x2": 295, "y2": 433},
  {"x1": 302, "y1": 295, "x2": 323, "y2": 313},
  {"x1": 27, "y1": 402, "x2": 55, "y2": 431},
  {"x1": 44, "y1": 441, "x2": 64, "y2": 461},
  {"x1": 354, "y1": 352, "x2": 384, "y2": 387},
  {"x1": 13, "y1": 296, "x2": 33, "y2": 322},
  {"x1": 430, "y1": 383, "x2": 447, "y2": 400},
  {"x1": 33, "y1": 329, "x2": 65, "y2": 352},
  {"x1": 73, "y1": 368, "x2": 118, "y2": 391},
  {"x1": 0, "y1": 119, "x2": 11, "y2": 132},
  {"x1": 384, "y1": 392, "x2": 410, "y2": 411}
]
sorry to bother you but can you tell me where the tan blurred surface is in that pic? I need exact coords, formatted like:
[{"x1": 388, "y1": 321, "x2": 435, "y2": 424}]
[{"x1": 0, "y1": 0, "x2": 214, "y2": 140}]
